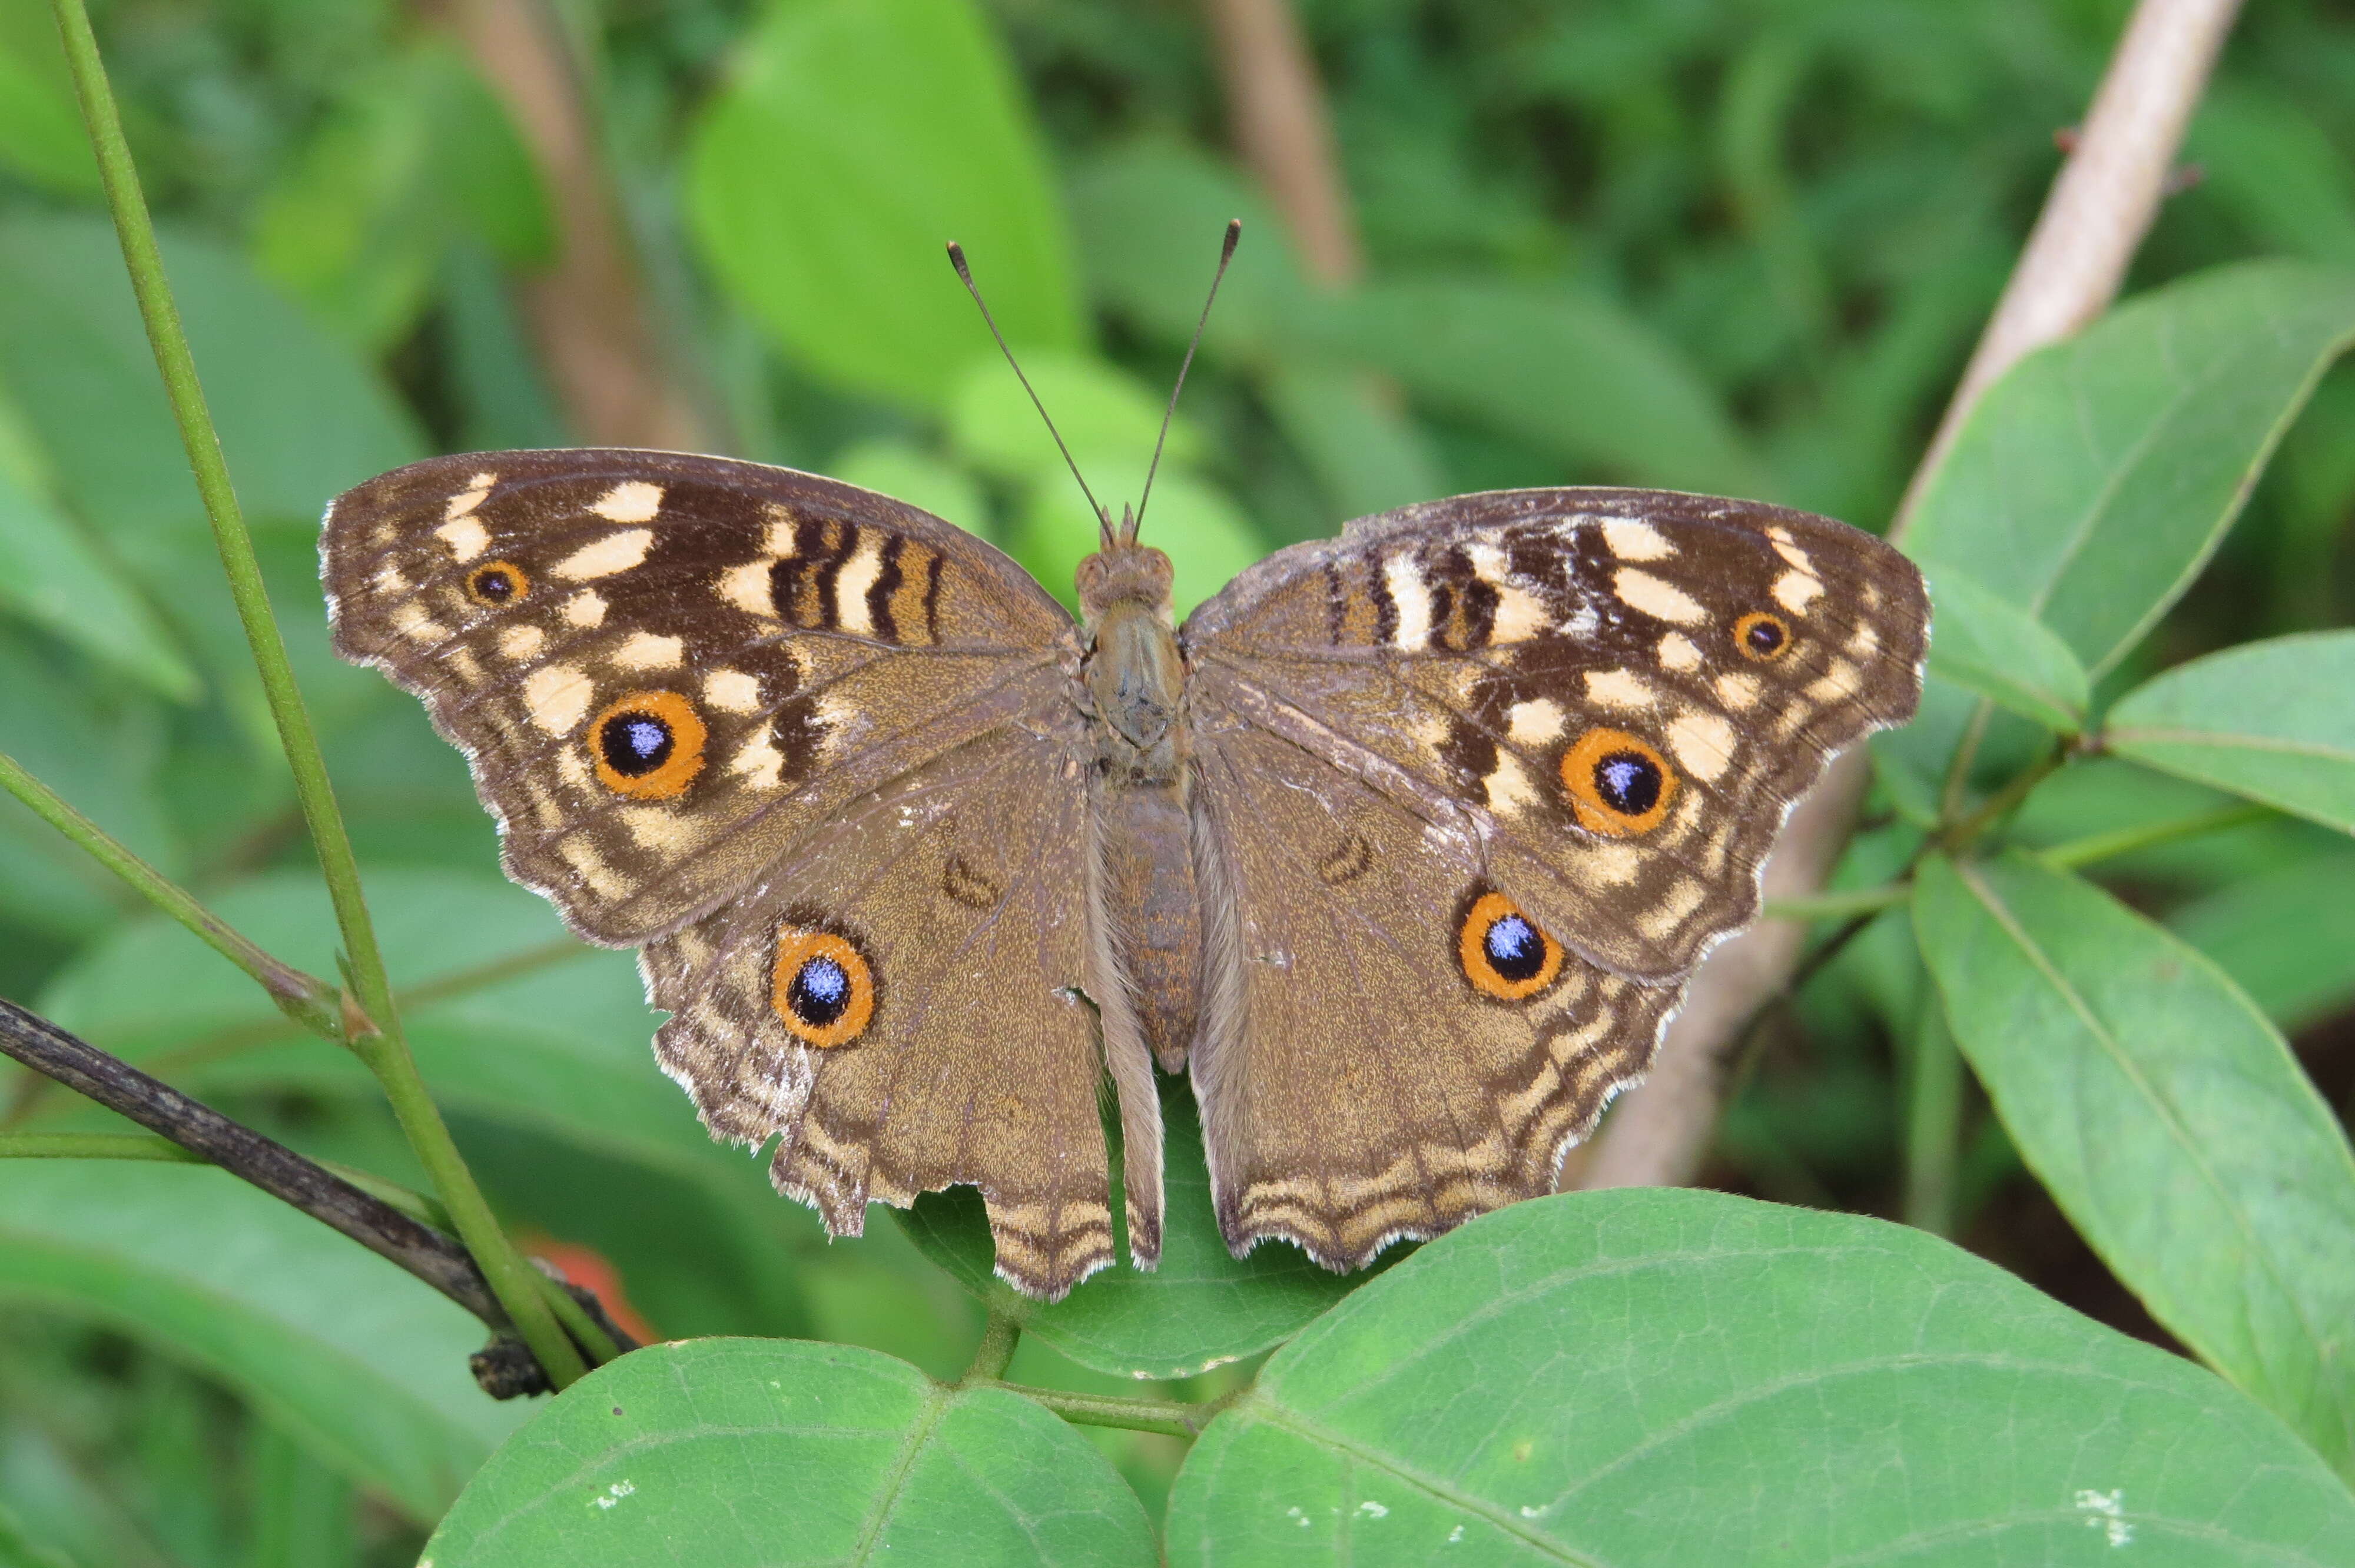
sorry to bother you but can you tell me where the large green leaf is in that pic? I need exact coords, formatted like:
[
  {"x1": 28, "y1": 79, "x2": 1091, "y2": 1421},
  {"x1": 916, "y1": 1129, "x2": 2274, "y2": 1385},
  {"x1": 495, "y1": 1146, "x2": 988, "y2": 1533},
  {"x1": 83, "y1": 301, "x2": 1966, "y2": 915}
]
[
  {"x1": 1906, "y1": 260, "x2": 2355, "y2": 677},
  {"x1": 1921, "y1": 566, "x2": 2088, "y2": 732},
  {"x1": 1166, "y1": 1188, "x2": 2355, "y2": 1564},
  {"x1": 900, "y1": 1078, "x2": 1365, "y2": 1380},
  {"x1": 0, "y1": 1163, "x2": 525, "y2": 1524},
  {"x1": 2171, "y1": 853, "x2": 2355, "y2": 1030},
  {"x1": 1915, "y1": 852, "x2": 2355, "y2": 1478},
  {"x1": 2104, "y1": 631, "x2": 2355, "y2": 833},
  {"x1": 421, "y1": 1338, "x2": 1155, "y2": 1565},
  {"x1": 0, "y1": 457, "x2": 195, "y2": 701},
  {"x1": 688, "y1": 0, "x2": 1082, "y2": 411}
]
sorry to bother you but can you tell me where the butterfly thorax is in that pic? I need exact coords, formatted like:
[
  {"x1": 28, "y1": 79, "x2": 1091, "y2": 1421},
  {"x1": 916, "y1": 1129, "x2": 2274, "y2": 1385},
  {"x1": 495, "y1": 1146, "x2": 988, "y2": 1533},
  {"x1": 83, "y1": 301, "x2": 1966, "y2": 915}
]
[{"x1": 1077, "y1": 542, "x2": 1202, "y2": 1071}]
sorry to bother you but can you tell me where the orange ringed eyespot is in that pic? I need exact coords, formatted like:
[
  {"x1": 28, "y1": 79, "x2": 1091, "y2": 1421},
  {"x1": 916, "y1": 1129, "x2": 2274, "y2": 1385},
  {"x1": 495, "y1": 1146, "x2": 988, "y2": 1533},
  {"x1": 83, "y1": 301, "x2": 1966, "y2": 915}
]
[
  {"x1": 589, "y1": 690, "x2": 707, "y2": 800},
  {"x1": 1558, "y1": 727, "x2": 1677, "y2": 837},
  {"x1": 1459, "y1": 892, "x2": 1564, "y2": 1001},
  {"x1": 772, "y1": 928, "x2": 875, "y2": 1047},
  {"x1": 465, "y1": 559, "x2": 529, "y2": 607},
  {"x1": 1733, "y1": 610, "x2": 1792, "y2": 662}
]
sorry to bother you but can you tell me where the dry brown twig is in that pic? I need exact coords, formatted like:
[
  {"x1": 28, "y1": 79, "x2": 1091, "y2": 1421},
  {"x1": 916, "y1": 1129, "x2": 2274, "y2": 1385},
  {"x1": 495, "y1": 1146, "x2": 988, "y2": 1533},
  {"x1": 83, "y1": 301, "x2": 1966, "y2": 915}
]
[
  {"x1": 1575, "y1": 0, "x2": 2248, "y2": 1191},
  {"x1": 1200, "y1": 0, "x2": 1362, "y2": 287}
]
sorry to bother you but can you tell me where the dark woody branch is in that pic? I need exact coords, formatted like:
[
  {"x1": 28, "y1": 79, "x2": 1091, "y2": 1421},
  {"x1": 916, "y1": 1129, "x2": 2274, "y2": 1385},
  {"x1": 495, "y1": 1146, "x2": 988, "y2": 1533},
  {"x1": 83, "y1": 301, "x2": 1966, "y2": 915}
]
[{"x1": 0, "y1": 996, "x2": 638, "y2": 1397}]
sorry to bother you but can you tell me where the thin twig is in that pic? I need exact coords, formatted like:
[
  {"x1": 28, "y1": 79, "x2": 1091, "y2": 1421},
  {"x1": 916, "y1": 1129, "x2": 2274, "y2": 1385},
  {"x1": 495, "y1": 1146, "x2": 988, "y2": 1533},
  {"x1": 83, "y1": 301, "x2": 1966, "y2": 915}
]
[
  {"x1": 1576, "y1": 0, "x2": 2245, "y2": 1191},
  {"x1": 47, "y1": 0, "x2": 585, "y2": 1388},
  {"x1": 1200, "y1": 0, "x2": 1359, "y2": 286},
  {"x1": 973, "y1": 1381, "x2": 1212, "y2": 1440}
]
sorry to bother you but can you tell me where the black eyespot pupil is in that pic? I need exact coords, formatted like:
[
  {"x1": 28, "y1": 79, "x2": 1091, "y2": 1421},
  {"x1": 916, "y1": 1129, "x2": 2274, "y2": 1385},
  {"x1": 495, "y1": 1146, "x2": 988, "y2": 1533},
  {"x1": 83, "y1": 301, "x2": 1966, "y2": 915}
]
[
  {"x1": 788, "y1": 956, "x2": 851, "y2": 1025},
  {"x1": 1746, "y1": 619, "x2": 1784, "y2": 654},
  {"x1": 1483, "y1": 913, "x2": 1546, "y2": 982},
  {"x1": 1594, "y1": 753, "x2": 1661, "y2": 816},
  {"x1": 475, "y1": 569, "x2": 513, "y2": 603},
  {"x1": 599, "y1": 712, "x2": 673, "y2": 776}
]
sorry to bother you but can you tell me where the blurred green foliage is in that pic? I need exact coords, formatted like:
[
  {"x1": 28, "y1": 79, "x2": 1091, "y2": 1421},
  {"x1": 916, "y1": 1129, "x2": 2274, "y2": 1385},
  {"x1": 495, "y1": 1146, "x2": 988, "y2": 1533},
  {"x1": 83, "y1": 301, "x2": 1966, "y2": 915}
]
[{"x1": 0, "y1": 0, "x2": 2351, "y2": 1560}]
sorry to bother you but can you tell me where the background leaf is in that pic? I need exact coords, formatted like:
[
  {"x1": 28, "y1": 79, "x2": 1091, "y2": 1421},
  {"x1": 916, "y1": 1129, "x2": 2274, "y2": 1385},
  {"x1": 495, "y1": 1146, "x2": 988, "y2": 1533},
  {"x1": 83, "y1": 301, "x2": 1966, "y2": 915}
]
[
  {"x1": 1167, "y1": 1188, "x2": 2355, "y2": 1564},
  {"x1": 1921, "y1": 566, "x2": 2089, "y2": 730},
  {"x1": 2105, "y1": 630, "x2": 2355, "y2": 833},
  {"x1": 422, "y1": 1338, "x2": 1156, "y2": 1566},
  {"x1": 1914, "y1": 852, "x2": 2355, "y2": 1478}
]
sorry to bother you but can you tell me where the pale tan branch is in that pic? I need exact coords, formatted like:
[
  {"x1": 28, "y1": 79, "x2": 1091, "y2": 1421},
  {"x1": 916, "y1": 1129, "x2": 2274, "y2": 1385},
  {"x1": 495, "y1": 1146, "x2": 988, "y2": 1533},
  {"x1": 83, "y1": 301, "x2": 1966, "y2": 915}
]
[
  {"x1": 1200, "y1": 0, "x2": 1361, "y2": 287},
  {"x1": 431, "y1": 0, "x2": 709, "y2": 451},
  {"x1": 1575, "y1": 0, "x2": 2245, "y2": 1192}
]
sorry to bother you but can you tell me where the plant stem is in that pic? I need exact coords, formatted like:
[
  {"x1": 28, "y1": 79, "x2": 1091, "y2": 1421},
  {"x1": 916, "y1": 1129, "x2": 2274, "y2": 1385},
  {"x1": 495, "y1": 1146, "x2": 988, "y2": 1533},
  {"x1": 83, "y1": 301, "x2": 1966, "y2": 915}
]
[
  {"x1": 47, "y1": 0, "x2": 582, "y2": 1391},
  {"x1": 963, "y1": 1312, "x2": 1023, "y2": 1384},
  {"x1": 1936, "y1": 743, "x2": 2073, "y2": 856},
  {"x1": 1762, "y1": 883, "x2": 1909, "y2": 923},
  {"x1": 1903, "y1": 1005, "x2": 1963, "y2": 1238},
  {"x1": 977, "y1": 1383, "x2": 1209, "y2": 1440},
  {"x1": 0, "y1": 1131, "x2": 204, "y2": 1161},
  {"x1": 2038, "y1": 802, "x2": 2271, "y2": 871},
  {"x1": 0, "y1": 750, "x2": 340, "y2": 1038}
]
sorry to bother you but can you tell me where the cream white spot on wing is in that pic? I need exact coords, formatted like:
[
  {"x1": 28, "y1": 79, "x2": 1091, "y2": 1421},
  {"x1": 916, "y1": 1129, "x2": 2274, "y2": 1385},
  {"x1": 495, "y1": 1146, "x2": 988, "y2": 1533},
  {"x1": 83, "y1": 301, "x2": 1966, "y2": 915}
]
[
  {"x1": 1601, "y1": 517, "x2": 1674, "y2": 562},
  {"x1": 620, "y1": 805, "x2": 706, "y2": 853},
  {"x1": 1773, "y1": 570, "x2": 1825, "y2": 614},
  {"x1": 1584, "y1": 668, "x2": 1656, "y2": 710},
  {"x1": 1715, "y1": 670, "x2": 1762, "y2": 709},
  {"x1": 762, "y1": 505, "x2": 799, "y2": 556},
  {"x1": 611, "y1": 632, "x2": 684, "y2": 670},
  {"x1": 435, "y1": 515, "x2": 490, "y2": 562},
  {"x1": 704, "y1": 668, "x2": 763, "y2": 713},
  {"x1": 591, "y1": 481, "x2": 664, "y2": 524},
  {"x1": 443, "y1": 479, "x2": 493, "y2": 521},
  {"x1": 1667, "y1": 710, "x2": 1737, "y2": 783},
  {"x1": 1807, "y1": 660, "x2": 1862, "y2": 702},
  {"x1": 1506, "y1": 697, "x2": 1567, "y2": 746},
  {"x1": 731, "y1": 724, "x2": 784, "y2": 789},
  {"x1": 1614, "y1": 569, "x2": 1706, "y2": 625},
  {"x1": 558, "y1": 836, "x2": 628, "y2": 899},
  {"x1": 1657, "y1": 632, "x2": 1701, "y2": 673},
  {"x1": 1385, "y1": 555, "x2": 1433, "y2": 650},
  {"x1": 1483, "y1": 752, "x2": 1544, "y2": 816},
  {"x1": 1768, "y1": 528, "x2": 1816, "y2": 574},
  {"x1": 1467, "y1": 543, "x2": 1549, "y2": 643},
  {"x1": 833, "y1": 533, "x2": 885, "y2": 637},
  {"x1": 392, "y1": 602, "x2": 447, "y2": 643},
  {"x1": 718, "y1": 560, "x2": 775, "y2": 617},
  {"x1": 553, "y1": 529, "x2": 654, "y2": 580},
  {"x1": 445, "y1": 647, "x2": 483, "y2": 685},
  {"x1": 371, "y1": 564, "x2": 409, "y2": 594},
  {"x1": 1847, "y1": 622, "x2": 1880, "y2": 656},
  {"x1": 1561, "y1": 600, "x2": 1601, "y2": 639},
  {"x1": 556, "y1": 748, "x2": 591, "y2": 789},
  {"x1": 497, "y1": 623, "x2": 545, "y2": 660},
  {"x1": 523, "y1": 663, "x2": 595, "y2": 734},
  {"x1": 1638, "y1": 876, "x2": 1707, "y2": 941},
  {"x1": 1581, "y1": 839, "x2": 1644, "y2": 886},
  {"x1": 563, "y1": 590, "x2": 608, "y2": 629}
]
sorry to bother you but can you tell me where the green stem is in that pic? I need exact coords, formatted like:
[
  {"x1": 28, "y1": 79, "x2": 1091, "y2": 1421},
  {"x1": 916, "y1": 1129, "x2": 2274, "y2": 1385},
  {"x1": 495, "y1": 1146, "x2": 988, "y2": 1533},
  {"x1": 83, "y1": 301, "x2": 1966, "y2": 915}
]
[
  {"x1": 0, "y1": 750, "x2": 340, "y2": 1038},
  {"x1": 1762, "y1": 883, "x2": 1909, "y2": 923},
  {"x1": 0, "y1": 1131, "x2": 204, "y2": 1161},
  {"x1": 978, "y1": 1383, "x2": 1209, "y2": 1440},
  {"x1": 2038, "y1": 802, "x2": 2271, "y2": 872},
  {"x1": 1936, "y1": 741, "x2": 2071, "y2": 856},
  {"x1": 538, "y1": 1273, "x2": 623, "y2": 1365},
  {"x1": 963, "y1": 1311, "x2": 1022, "y2": 1384},
  {"x1": 48, "y1": 0, "x2": 582, "y2": 1391},
  {"x1": 1902, "y1": 1005, "x2": 1962, "y2": 1238}
]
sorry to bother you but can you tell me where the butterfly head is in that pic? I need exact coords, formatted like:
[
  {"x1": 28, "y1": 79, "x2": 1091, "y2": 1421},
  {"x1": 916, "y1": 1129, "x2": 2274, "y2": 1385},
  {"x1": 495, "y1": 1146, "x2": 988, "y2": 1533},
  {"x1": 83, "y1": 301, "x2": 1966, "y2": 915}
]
[{"x1": 1076, "y1": 538, "x2": 1173, "y2": 624}]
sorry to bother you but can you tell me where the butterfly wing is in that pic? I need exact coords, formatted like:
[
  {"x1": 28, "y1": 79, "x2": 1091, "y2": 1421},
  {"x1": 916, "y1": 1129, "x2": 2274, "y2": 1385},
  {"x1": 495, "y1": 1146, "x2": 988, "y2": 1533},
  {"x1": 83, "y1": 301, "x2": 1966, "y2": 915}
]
[
  {"x1": 1180, "y1": 487, "x2": 1928, "y2": 1265},
  {"x1": 325, "y1": 450, "x2": 1143, "y2": 1299}
]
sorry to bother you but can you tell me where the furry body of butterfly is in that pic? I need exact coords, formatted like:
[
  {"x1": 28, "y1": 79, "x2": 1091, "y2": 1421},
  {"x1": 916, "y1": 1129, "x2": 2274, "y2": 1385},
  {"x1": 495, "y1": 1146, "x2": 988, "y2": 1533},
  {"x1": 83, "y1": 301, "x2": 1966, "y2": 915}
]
[{"x1": 323, "y1": 450, "x2": 1928, "y2": 1302}]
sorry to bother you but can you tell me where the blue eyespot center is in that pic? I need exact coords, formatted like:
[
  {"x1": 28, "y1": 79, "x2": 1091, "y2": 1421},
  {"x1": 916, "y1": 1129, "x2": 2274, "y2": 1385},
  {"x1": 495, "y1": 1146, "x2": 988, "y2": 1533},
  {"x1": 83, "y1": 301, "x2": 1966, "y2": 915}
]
[
  {"x1": 788, "y1": 956, "x2": 851, "y2": 1025},
  {"x1": 1594, "y1": 752, "x2": 1661, "y2": 816},
  {"x1": 599, "y1": 712, "x2": 675, "y2": 776},
  {"x1": 1484, "y1": 913, "x2": 1546, "y2": 983}
]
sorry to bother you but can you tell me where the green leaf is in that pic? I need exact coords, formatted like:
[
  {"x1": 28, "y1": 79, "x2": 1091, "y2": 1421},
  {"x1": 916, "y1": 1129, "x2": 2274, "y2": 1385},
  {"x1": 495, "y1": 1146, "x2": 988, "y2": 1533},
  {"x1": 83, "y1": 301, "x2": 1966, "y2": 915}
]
[
  {"x1": 829, "y1": 440, "x2": 989, "y2": 535},
  {"x1": 1258, "y1": 362, "x2": 1447, "y2": 526},
  {"x1": 421, "y1": 1338, "x2": 1156, "y2": 1565},
  {"x1": 688, "y1": 0, "x2": 1081, "y2": 411},
  {"x1": 2170, "y1": 854, "x2": 2355, "y2": 1031},
  {"x1": 0, "y1": 1163, "x2": 526, "y2": 1524},
  {"x1": 0, "y1": 457, "x2": 196, "y2": 701},
  {"x1": 0, "y1": 211, "x2": 424, "y2": 561},
  {"x1": 0, "y1": 19, "x2": 95, "y2": 197},
  {"x1": 900, "y1": 1079, "x2": 1366, "y2": 1380},
  {"x1": 1921, "y1": 567, "x2": 2088, "y2": 731},
  {"x1": 1167, "y1": 1188, "x2": 2355, "y2": 1564},
  {"x1": 947, "y1": 352, "x2": 1198, "y2": 483},
  {"x1": 1302, "y1": 277, "x2": 1772, "y2": 497},
  {"x1": 1012, "y1": 457, "x2": 1262, "y2": 619},
  {"x1": 1914, "y1": 852, "x2": 2355, "y2": 1478},
  {"x1": 1906, "y1": 260, "x2": 2355, "y2": 677},
  {"x1": 2105, "y1": 631, "x2": 2355, "y2": 834}
]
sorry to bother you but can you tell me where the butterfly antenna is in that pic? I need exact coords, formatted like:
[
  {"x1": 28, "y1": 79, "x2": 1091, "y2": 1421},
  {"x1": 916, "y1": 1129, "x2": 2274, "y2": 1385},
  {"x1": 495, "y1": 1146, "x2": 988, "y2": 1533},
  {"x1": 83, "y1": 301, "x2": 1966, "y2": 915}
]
[
  {"x1": 1132, "y1": 220, "x2": 1241, "y2": 546},
  {"x1": 946, "y1": 241, "x2": 1115, "y2": 550}
]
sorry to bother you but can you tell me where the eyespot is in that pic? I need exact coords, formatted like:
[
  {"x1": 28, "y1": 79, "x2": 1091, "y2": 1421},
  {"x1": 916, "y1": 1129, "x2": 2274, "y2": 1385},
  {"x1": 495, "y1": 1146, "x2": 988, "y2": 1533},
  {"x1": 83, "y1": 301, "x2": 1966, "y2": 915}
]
[
  {"x1": 1733, "y1": 610, "x2": 1791, "y2": 661},
  {"x1": 771, "y1": 927, "x2": 876, "y2": 1047},
  {"x1": 1458, "y1": 892, "x2": 1564, "y2": 1001},
  {"x1": 1559, "y1": 727, "x2": 1677, "y2": 836},
  {"x1": 589, "y1": 690, "x2": 707, "y2": 800},
  {"x1": 465, "y1": 560, "x2": 530, "y2": 607}
]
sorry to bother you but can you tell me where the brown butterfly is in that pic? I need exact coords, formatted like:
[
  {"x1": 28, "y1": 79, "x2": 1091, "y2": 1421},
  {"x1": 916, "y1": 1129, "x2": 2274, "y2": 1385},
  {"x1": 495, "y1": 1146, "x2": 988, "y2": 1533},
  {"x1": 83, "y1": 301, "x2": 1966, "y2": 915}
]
[{"x1": 321, "y1": 240, "x2": 1926, "y2": 1301}]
